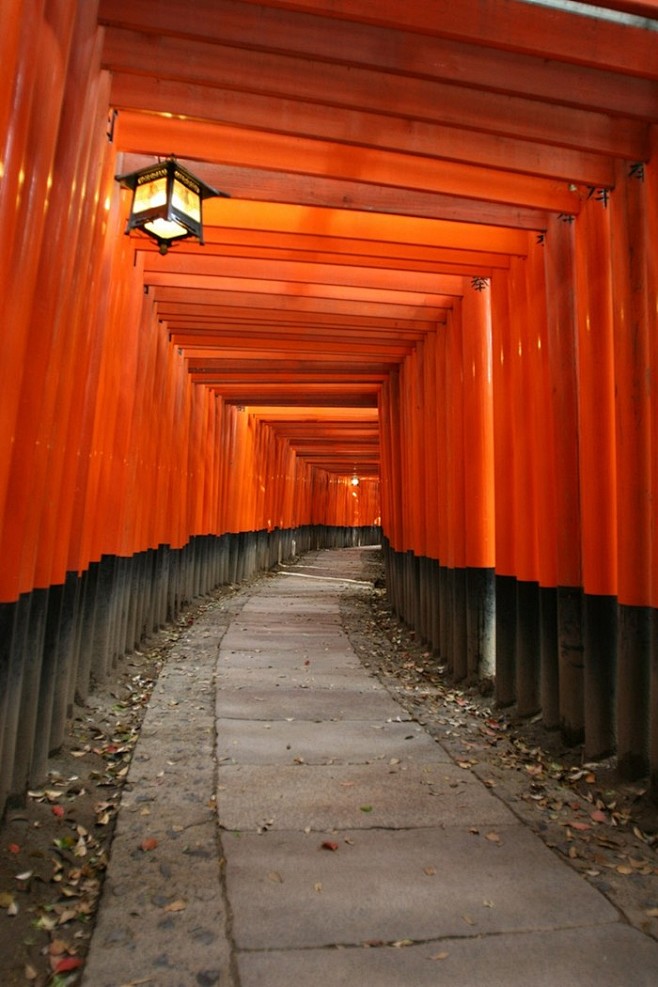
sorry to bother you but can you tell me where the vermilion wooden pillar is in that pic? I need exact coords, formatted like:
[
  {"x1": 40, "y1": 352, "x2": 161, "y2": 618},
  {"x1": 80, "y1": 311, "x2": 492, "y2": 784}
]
[
  {"x1": 510, "y1": 256, "x2": 541, "y2": 716},
  {"x1": 435, "y1": 317, "x2": 450, "y2": 662},
  {"x1": 461, "y1": 280, "x2": 495, "y2": 682},
  {"x1": 574, "y1": 193, "x2": 618, "y2": 759},
  {"x1": 490, "y1": 270, "x2": 517, "y2": 706},
  {"x1": 0, "y1": 0, "x2": 77, "y2": 598},
  {"x1": 0, "y1": 0, "x2": 48, "y2": 542},
  {"x1": 447, "y1": 303, "x2": 467, "y2": 680},
  {"x1": 543, "y1": 216, "x2": 583, "y2": 737},
  {"x1": 510, "y1": 258, "x2": 543, "y2": 716},
  {"x1": 647, "y1": 132, "x2": 658, "y2": 799},
  {"x1": 424, "y1": 329, "x2": 442, "y2": 652},
  {"x1": 610, "y1": 159, "x2": 653, "y2": 779},
  {"x1": 527, "y1": 238, "x2": 559, "y2": 730},
  {"x1": 0, "y1": 1, "x2": 93, "y2": 803}
]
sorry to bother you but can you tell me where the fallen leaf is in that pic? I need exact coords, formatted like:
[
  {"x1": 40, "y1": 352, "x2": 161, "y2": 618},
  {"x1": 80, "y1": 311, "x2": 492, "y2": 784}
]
[
  {"x1": 321, "y1": 841, "x2": 339, "y2": 852},
  {"x1": 360, "y1": 805, "x2": 373, "y2": 813},
  {"x1": 0, "y1": 892, "x2": 14, "y2": 909},
  {"x1": 164, "y1": 899, "x2": 186, "y2": 913},
  {"x1": 57, "y1": 909, "x2": 79, "y2": 925},
  {"x1": 8, "y1": 844, "x2": 20, "y2": 854},
  {"x1": 485, "y1": 832, "x2": 501, "y2": 844},
  {"x1": 462, "y1": 914, "x2": 476, "y2": 926},
  {"x1": 392, "y1": 939, "x2": 414, "y2": 947},
  {"x1": 52, "y1": 805, "x2": 65, "y2": 819},
  {"x1": 24, "y1": 965, "x2": 38, "y2": 981},
  {"x1": 430, "y1": 951, "x2": 449, "y2": 961},
  {"x1": 54, "y1": 956, "x2": 83, "y2": 974},
  {"x1": 267, "y1": 871, "x2": 284, "y2": 883},
  {"x1": 423, "y1": 866, "x2": 437, "y2": 876},
  {"x1": 567, "y1": 820, "x2": 591, "y2": 832},
  {"x1": 645, "y1": 908, "x2": 658, "y2": 918},
  {"x1": 314, "y1": 882, "x2": 323, "y2": 893},
  {"x1": 140, "y1": 838, "x2": 158, "y2": 852}
]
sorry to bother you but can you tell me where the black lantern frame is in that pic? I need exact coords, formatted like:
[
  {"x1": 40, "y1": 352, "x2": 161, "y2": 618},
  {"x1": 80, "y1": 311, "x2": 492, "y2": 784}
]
[{"x1": 115, "y1": 158, "x2": 227, "y2": 254}]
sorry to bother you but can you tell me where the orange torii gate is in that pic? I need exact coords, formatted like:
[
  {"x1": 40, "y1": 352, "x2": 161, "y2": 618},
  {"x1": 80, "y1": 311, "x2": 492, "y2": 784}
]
[{"x1": 0, "y1": 0, "x2": 657, "y2": 817}]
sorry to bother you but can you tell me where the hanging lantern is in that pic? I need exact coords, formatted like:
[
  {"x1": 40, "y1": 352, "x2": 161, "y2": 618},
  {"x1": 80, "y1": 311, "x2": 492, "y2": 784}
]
[{"x1": 115, "y1": 158, "x2": 227, "y2": 254}]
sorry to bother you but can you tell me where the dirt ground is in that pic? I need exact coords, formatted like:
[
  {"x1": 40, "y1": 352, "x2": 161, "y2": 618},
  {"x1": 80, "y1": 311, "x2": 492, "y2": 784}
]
[{"x1": 1, "y1": 549, "x2": 657, "y2": 985}]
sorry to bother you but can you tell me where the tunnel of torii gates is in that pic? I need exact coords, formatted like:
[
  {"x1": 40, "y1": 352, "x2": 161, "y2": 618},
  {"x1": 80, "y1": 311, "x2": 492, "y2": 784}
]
[{"x1": 1, "y1": 0, "x2": 658, "y2": 818}]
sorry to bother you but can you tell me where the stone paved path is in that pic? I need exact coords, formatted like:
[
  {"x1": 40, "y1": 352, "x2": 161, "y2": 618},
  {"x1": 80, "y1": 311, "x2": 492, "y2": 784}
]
[{"x1": 83, "y1": 549, "x2": 658, "y2": 986}]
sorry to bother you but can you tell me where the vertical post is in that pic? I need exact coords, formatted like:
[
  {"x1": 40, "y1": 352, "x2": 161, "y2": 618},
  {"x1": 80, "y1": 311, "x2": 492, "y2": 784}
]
[
  {"x1": 574, "y1": 193, "x2": 618, "y2": 757},
  {"x1": 490, "y1": 271, "x2": 517, "y2": 706},
  {"x1": 610, "y1": 160, "x2": 653, "y2": 778},
  {"x1": 447, "y1": 304, "x2": 467, "y2": 680},
  {"x1": 461, "y1": 280, "x2": 495, "y2": 684},
  {"x1": 544, "y1": 215, "x2": 583, "y2": 738},
  {"x1": 510, "y1": 257, "x2": 541, "y2": 717}
]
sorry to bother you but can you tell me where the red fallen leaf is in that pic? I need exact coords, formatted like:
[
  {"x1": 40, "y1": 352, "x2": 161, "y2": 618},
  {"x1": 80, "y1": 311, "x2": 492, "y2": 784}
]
[
  {"x1": 54, "y1": 957, "x2": 83, "y2": 974},
  {"x1": 321, "y1": 841, "x2": 339, "y2": 852},
  {"x1": 568, "y1": 820, "x2": 591, "y2": 832},
  {"x1": 140, "y1": 838, "x2": 158, "y2": 852},
  {"x1": 8, "y1": 844, "x2": 20, "y2": 854},
  {"x1": 51, "y1": 805, "x2": 65, "y2": 819},
  {"x1": 590, "y1": 810, "x2": 607, "y2": 824}
]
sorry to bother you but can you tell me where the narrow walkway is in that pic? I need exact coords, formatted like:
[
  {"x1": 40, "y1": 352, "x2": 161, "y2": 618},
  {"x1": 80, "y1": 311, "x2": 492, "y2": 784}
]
[{"x1": 83, "y1": 549, "x2": 658, "y2": 986}]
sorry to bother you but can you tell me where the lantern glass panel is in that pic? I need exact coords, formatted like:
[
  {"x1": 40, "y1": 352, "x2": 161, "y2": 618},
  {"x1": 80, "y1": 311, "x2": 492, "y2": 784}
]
[
  {"x1": 172, "y1": 177, "x2": 200, "y2": 224},
  {"x1": 132, "y1": 174, "x2": 167, "y2": 215},
  {"x1": 144, "y1": 217, "x2": 189, "y2": 240}
]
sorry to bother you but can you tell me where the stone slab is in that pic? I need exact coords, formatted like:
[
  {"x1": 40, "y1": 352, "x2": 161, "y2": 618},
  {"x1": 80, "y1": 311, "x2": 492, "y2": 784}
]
[
  {"x1": 217, "y1": 761, "x2": 517, "y2": 831},
  {"x1": 218, "y1": 666, "x2": 388, "y2": 692},
  {"x1": 216, "y1": 684, "x2": 410, "y2": 721},
  {"x1": 223, "y1": 825, "x2": 619, "y2": 950},
  {"x1": 217, "y1": 718, "x2": 446, "y2": 765},
  {"x1": 218, "y1": 648, "x2": 363, "y2": 670},
  {"x1": 241, "y1": 599, "x2": 341, "y2": 614},
  {"x1": 237, "y1": 924, "x2": 658, "y2": 987}
]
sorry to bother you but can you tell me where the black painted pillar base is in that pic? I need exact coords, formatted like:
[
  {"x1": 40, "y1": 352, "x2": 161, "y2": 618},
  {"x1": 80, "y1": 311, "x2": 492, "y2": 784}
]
[
  {"x1": 617, "y1": 603, "x2": 650, "y2": 779},
  {"x1": 12, "y1": 588, "x2": 49, "y2": 794},
  {"x1": 583, "y1": 593, "x2": 616, "y2": 760},
  {"x1": 466, "y1": 567, "x2": 495, "y2": 684},
  {"x1": 650, "y1": 608, "x2": 658, "y2": 803},
  {"x1": 516, "y1": 580, "x2": 540, "y2": 717},
  {"x1": 557, "y1": 585, "x2": 584, "y2": 745},
  {"x1": 49, "y1": 572, "x2": 80, "y2": 754},
  {"x1": 539, "y1": 586, "x2": 559, "y2": 730},
  {"x1": 439, "y1": 565, "x2": 453, "y2": 674},
  {"x1": 429, "y1": 558, "x2": 441, "y2": 656},
  {"x1": 494, "y1": 574, "x2": 516, "y2": 708},
  {"x1": 452, "y1": 568, "x2": 468, "y2": 682}
]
